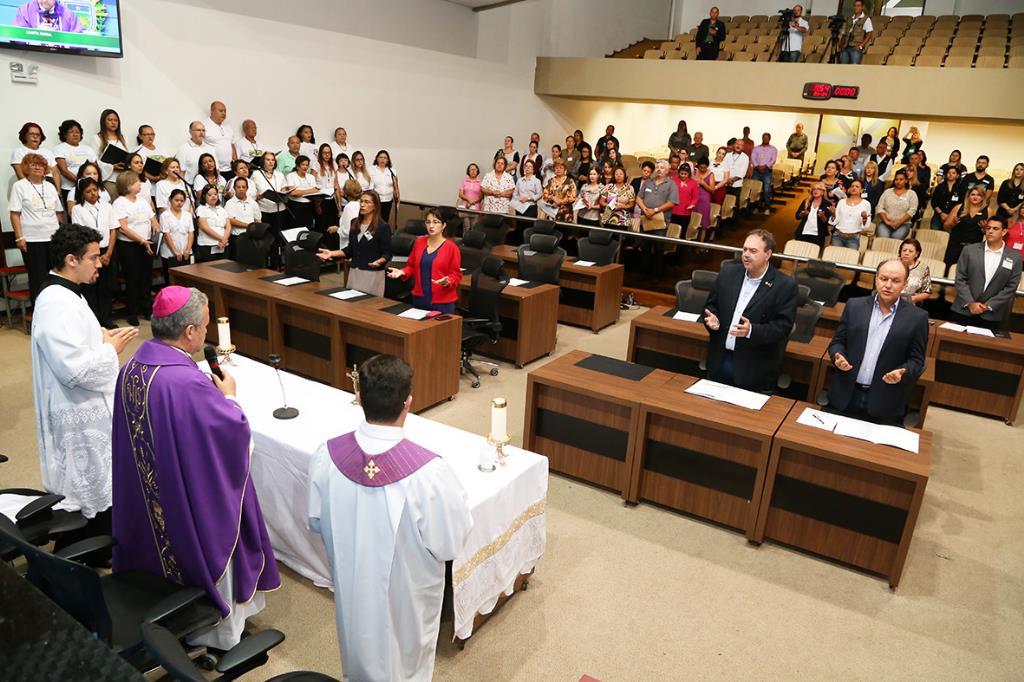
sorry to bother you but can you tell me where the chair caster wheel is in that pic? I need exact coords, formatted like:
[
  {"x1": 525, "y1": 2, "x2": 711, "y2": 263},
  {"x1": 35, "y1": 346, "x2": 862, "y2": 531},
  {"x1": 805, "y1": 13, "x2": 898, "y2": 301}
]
[
  {"x1": 197, "y1": 653, "x2": 218, "y2": 670},
  {"x1": 472, "y1": 381, "x2": 480, "y2": 388},
  {"x1": 490, "y1": 368, "x2": 499, "y2": 376}
]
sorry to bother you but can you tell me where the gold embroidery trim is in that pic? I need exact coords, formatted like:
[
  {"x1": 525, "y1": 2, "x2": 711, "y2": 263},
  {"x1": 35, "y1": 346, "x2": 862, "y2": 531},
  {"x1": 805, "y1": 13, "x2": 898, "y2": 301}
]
[{"x1": 452, "y1": 499, "x2": 546, "y2": 587}]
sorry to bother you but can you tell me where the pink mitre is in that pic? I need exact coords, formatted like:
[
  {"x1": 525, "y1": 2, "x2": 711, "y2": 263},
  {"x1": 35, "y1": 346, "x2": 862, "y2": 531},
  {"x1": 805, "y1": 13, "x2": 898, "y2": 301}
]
[{"x1": 152, "y1": 285, "x2": 192, "y2": 318}]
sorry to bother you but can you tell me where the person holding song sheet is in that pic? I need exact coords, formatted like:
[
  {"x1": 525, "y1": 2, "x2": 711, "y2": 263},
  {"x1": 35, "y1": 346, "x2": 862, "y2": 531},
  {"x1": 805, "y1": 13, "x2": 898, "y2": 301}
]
[
  {"x1": 96, "y1": 109, "x2": 128, "y2": 195},
  {"x1": 308, "y1": 354, "x2": 472, "y2": 681},
  {"x1": 827, "y1": 259, "x2": 928, "y2": 425},
  {"x1": 387, "y1": 208, "x2": 462, "y2": 313},
  {"x1": 70, "y1": 178, "x2": 118, "y2": 328},
  {"x1": 159, "y1": 189, "x2": 194, "y2": 285},
  {"x1": 225, "y1": 176, "x2": 261, "y2": 255},
  {"x1": 196, "y1": 185, "x2": 231, "y2": 263},
  {"x1": 177, "y1": 121, "x2": 216, "y2": 181},
  {"x1": 702, "y1": 229, "x2": 798, "y2": 392},
  {"x1": 133, "y1": 125, "x2": 169, "y2": 183},
  {"x1": 112, "y1": 286, "x2": 280, "y2": 651},
  {"x1": 234, "y1": 119, "x2": 263, "y2": 163},
  {"x1": 192, "y1": 152, "x2": 226, "y2": 199},
  {"x1": 113, "y1": 171, "x2": 159, "y2": 325},
  {"x1": 286, "y1": 155, "x2": 319, "y2": 230},
  {"x1": 252, "y1": 151, "x2": 288, "y2": 266}
]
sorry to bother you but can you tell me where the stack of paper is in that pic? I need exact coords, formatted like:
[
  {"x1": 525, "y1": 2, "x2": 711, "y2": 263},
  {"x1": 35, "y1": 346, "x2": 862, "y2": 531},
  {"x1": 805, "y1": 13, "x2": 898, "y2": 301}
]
[
  {"x1": 939, "y1": 321, "x2": 995, "y2": 337},
  {"x1": 795, "y1": 407, "x2": 919, "y2": 453},
  {"x1": 574, "y1": 260, "x2": 596, "y2": 267},
  {"x1": 685, "y1": 379, "x2": 770, "y2": 411},
  {"x1": 329, "y1": 289, "x2": 364, "y2": 300},
  {"x1": 398, "y1": 308, "x2": 430, "y2": 320},
  {"x1": 673, "y1": 311, "x2": 700, "y2": 322},
  {"x1": 272, "y1": 276, "x2": 309, "y2": 286},
  {"x1": 507, "y1": 277, "x2": 529, "y2": 287},
  {"x1": 280, "y1": 227, "x2": 305, "y2": 243}
]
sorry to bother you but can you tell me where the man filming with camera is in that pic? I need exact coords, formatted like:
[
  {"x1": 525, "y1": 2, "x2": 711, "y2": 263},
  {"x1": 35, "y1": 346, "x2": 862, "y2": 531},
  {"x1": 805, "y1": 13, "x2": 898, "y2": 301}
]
[
  {"x1": 778, "y1": 5, "x2": 809, "y2": 62},
  {"x1": 839, "y1": 0, "x2": 874, "y2": 64}
]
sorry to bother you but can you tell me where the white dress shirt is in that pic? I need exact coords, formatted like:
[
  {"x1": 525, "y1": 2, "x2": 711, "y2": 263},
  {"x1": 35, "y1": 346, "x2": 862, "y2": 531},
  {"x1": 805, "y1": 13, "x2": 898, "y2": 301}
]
[
  {"x1": 725, "y1": 265, "x2": 766, "y2": 351},
  {"x1": 203, "y1": 117, "x2": 235, "y2": 171},
  {"x1": 724, "y1": 152, "x2": 749, "y2": 188},
  {"x1": 983, "y1": 242, "x2": 1005, "y2": 290}
]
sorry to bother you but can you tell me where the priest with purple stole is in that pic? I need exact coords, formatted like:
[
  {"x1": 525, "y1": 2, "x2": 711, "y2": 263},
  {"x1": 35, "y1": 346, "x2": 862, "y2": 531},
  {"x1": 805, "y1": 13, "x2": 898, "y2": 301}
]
[
  {"x1": 111, "y1": 285, "x2": 280, "y2": 650},
  {"x1": 308, "y1": 354, "x2": 473, "y2": 681}
]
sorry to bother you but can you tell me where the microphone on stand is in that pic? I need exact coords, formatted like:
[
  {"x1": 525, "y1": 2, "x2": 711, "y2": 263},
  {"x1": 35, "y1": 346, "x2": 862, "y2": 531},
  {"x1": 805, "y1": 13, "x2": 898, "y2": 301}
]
[
  {"x1": 269, "y1": 353, "x2": 299, "y2": 420},
  {"x1": 203, "y1": 344, "x2": 224, "y2": 380}
]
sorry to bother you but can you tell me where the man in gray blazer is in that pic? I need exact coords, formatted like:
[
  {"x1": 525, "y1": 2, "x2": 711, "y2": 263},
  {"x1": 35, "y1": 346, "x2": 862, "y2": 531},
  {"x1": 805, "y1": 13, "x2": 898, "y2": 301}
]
[{"x1": 952, "y1": 215, "x2": 1023, "y2": 330}]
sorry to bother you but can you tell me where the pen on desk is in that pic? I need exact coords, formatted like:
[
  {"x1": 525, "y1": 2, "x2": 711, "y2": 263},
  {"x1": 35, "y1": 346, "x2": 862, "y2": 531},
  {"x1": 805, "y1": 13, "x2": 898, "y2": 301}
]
[{"x1": 812, "y1": 413, "x2": 825, "y2": 425}]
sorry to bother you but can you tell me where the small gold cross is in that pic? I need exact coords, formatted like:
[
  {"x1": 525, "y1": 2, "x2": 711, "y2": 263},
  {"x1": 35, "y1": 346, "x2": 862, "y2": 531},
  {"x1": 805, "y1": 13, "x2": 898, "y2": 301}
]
[{"x1": 363, "y1": 460, "x2": 381, "y2": 480}]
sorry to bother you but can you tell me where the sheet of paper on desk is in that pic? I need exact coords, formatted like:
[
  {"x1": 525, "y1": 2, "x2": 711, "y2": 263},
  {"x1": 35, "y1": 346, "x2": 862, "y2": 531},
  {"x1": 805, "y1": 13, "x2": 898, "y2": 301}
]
[
  {"x1": 833, "y1": 416, "x2": 919, "y2": 453},
  {"x1": 966, "y1": 326, "x2": 995, "y2": 337},
  {"x1": 673, "y1": 311, "x2": 700, "y2": 322},
  {"x1": 507, "y1": 277, "x2": 529, "y2": 287},
  {"x1": 574, "y1": 260, "x2": 595, "y2": 267},
  {"x1": 329, "y1": 289, "x2": 364, "y2": 300},
  {"x1": 685, "y1": 379, "x2": 770, "y2": 410},
  {"x1": 796, "y1": 407, "x2": 839, "y2": 431},
  {"x1": 280, "y1": 227, "x2": 305, "y2": 243},
  {"x1": 939, "y1": 322, "x2": 967, "y2": 332},
  {"x1": 398, "y1": 308, "x2": 430, "y2": 320},
  {"x1": 272, "y1": 276, "x2": 309, "y2": 286}
]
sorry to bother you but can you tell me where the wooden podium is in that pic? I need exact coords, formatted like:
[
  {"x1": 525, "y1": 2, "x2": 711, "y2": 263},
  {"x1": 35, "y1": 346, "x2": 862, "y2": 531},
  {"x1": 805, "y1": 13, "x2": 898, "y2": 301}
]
[{"x1": 929, "y1": 327, "x2": 1024, "y2": 424}]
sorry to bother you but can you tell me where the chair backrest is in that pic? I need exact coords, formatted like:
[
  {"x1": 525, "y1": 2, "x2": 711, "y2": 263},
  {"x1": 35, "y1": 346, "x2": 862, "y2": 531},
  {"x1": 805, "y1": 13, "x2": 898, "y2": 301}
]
[
  {"x1": 523, "y1": 219, "x2": 563, "y2": 246},
  {"x1": 402, "y1": 219, "x2": 427, "y2": 236},
  {"x1": 284, "y1": 244, "x2": 321, "y2": 281},
  {"x1": 466, "y1": 255, "x2": 508, "y2": 323},
  {"x1": 794, "y1": 259, "x2": 845, "y2": 306},
  {"x1": 675, "y1": 270, "x2": 717, "y2": 314},
  {"x1": 140, "y1": 623, "x2": 208, "y2": 682},
  {"x1": 458, "y1": 229, "x2": 492, "y2": 272},
  {"x1": 0, "y1": 515, "x2": 112, "y2": 644},
  {"x1": 390, "y1": 231, "x2": 416, "y2": 258},
  {"x1": 783, "y1": 239, "x2": 821, "y2": 260},
  {"x1": 478, "y1": 214, "x2": 511, "y2": 247},
  {"x1": 871, "y1": 237, "x2": 903, "y2": 254},
  {"x1": 576, "y1": 229, "x2": 619, "y2": 265},
  {"x1": 822, "y1": 245, "x2": 860, "y2": 265},
  {"x1": 791, "y1": 299, "x2": 824, "y2": 344},
  {"x1": 234, "y1": 223, "x2": 275, "y2": 268},
  {"x1": 517, "y1": 234, "x2": 566, "y2": 285}
]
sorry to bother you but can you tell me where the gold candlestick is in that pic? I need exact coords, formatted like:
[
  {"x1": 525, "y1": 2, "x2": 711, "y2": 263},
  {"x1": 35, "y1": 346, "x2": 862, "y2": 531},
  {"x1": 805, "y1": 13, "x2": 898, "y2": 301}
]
[{"x1": 486, "y1": 434, "x2": 511, "y2": 466}]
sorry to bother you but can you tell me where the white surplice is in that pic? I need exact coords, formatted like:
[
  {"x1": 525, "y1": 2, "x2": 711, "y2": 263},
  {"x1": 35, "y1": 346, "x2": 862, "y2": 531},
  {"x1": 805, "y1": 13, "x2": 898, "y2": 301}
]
[
  {"x1": 30, "y1": 277, "x2": 119, "y2": 518},
  {"x1": 308, "y1": 422, "x2": 473, "y2": 682}
]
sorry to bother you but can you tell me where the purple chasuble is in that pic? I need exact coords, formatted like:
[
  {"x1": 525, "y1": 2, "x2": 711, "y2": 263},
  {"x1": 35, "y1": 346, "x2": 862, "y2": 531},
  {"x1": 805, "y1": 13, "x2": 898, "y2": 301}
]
[
  {"x1": 327, "y1": 431, "x2": 439, "y2": 487},
  {"x1": 111, "y1": 339, "x2": 280, "y2": 616}
]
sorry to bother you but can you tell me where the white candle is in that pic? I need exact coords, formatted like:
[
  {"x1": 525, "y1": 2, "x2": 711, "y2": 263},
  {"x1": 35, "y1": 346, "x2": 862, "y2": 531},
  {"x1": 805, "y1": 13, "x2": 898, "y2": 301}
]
[
  {"x1": 217, "y1": 317, "x2": 232, "y2": 349},
  {"x1": 490, "y1": 397, "x2": 508, "y2": 441}
]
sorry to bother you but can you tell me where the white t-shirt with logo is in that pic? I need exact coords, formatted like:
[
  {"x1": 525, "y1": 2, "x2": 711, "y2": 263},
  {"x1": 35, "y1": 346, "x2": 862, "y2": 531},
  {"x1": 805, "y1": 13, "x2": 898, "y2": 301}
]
[
  {"x1": 9, "y1": 178, "x2": 62, "y2": 241},
  {"x1": 53, "y1": 142, "x2": 98, "y2": 190},
  {"x1": 159, "y1": 208, "x2": 194, "y2": 258},
  {"x1": 113, "y1": 195, "x2": 156, "y2": 243}
]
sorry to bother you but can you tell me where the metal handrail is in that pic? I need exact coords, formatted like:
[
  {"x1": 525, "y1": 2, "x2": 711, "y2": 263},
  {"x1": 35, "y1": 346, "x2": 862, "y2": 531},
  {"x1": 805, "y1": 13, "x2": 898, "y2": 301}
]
[{"x1": 400, "y1": 199, "x2": 989, "y2": 289}]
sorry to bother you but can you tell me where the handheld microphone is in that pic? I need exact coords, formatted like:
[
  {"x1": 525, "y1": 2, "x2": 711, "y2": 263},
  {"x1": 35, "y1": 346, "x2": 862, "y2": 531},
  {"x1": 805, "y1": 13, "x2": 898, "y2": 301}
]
[{"x1": 204, "y1": 344, "x2": 224, "y2": 380}]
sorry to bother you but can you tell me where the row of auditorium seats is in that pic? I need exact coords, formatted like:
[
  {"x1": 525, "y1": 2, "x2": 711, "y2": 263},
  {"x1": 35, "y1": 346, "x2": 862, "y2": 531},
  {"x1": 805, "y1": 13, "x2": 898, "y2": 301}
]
[{"x1": 633, "y1": 13, "x2": 1024, "y2": 68}]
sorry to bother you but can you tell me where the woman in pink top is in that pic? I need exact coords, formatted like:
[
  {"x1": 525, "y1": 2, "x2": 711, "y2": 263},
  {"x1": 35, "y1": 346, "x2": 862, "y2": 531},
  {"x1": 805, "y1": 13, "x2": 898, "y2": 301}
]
[
  {"x1": 670, "y1": 165, "x2": 699, "y2": 234},
  {"x1": 458, "y1": 162, "x2": 482, "y2": 210}
]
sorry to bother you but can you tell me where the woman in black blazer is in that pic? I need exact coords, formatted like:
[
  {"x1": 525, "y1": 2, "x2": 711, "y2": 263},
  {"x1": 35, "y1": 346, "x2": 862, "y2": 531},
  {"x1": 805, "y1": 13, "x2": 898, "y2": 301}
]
[
  {"x1": 794, "y1": 183, "x2": 833, "y2": 248},
  {"x1": 318, "y1": 190, "x2": 391, "y2": 296}
]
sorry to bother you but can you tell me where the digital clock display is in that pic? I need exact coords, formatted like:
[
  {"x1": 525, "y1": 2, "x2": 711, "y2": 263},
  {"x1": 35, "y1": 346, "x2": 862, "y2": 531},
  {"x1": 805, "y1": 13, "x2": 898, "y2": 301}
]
[{"x1": 802, "y1": 82, "x2": 860, "y2": 101}]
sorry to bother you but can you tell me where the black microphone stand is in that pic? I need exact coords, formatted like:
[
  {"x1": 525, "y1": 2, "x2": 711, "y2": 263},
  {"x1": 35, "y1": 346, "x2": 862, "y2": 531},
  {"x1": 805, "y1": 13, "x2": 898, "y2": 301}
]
[{"x1": 269, "y1": 353, "x2": 298, "y2": 419}]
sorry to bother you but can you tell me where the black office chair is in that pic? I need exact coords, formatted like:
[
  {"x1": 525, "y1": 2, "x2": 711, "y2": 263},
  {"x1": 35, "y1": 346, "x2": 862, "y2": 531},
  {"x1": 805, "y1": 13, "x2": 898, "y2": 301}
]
[
  {"x1": 458, "y1": 256, "x2": 507, "y2": 388},
  {"x1": 674, "y1": 270, "x2": 718, "y2": 314},
  {"x1": 719, "y1": 254, "x2": 742, "y2": 272},
  {"x1": 523, "y1": 219, "x2": 563, "y2": 246},
  {"x1": 284, "y1": 230, "x2": 322, "y2": 282},
  {"x1": 478, "y1": 213, "x2": 511, "y2": 247},
  {"x1": 438, "y1": 205, "x2": 463, "y2": 236},
  {"x1": 385, "y1": 232, "x2": 417, "y2": 302},
  {"x1": 0, "y1": 515, "x2": 221, "y2": 669},
  {"x1": 576, "y1": 229, "x2": 619, "y2": 265},
  {"x1": 459, "y1": 229, "x2": 492, "y2": 272},
  {"x1": 0, "y1": 489, "x2": 86, "y2": 561},
  {"x1": 141, "y1": 622, "x2": 337, "y2": 682},
  {"x1": 794, "y1": 259, "x2": 845, "y2": 307},
  {"x1": 777, "y1": 286, "x2": 825, "y2": 391},
  {"x1": 402, "y1": 219, "x2": 427, "y2": 237},
  {"x1": 517, "y1": 234, "x2": 566, "y2": 286},
  {"x1": 234, "y1": 222, "x2": 275, "y2": 269}
]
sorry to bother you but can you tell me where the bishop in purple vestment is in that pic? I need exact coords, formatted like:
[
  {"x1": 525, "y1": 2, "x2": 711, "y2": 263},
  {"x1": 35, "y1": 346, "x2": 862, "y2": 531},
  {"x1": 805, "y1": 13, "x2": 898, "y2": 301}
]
[
  {"x1": 14, "y1": 1, "x2": 85, "y2": 32},
  {"x1": 111, "y1": 286, "x2": 279, "y2": 649}
]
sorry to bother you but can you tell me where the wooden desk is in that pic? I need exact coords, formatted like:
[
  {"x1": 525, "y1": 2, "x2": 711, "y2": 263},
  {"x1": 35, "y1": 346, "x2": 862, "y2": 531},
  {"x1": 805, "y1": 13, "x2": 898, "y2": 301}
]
[
  {"x1": 813, "y1": 357, "x2": 935, "y2": 427},
  {"x1": 524, "y1": 350, "x2": 675, "y2": 498},
  {"x1": 170, "y1": 261, "x2": 461, "y2": 412},
  {"x1": 929, "y1": 328, "x2": 1024, "y2": 424},
  {"x1": 459, "y1": 275, "x2": 558, "y2": 368},
  {"x1": 753, "y1": 402, "x2": 931, "y2": 589},
  {"x1": 491, "y1": 244, "x2": 624, "y2": 332},
  {"x1": 626, "y1": 306, "x2": 829, "y2": 402},
  {"x1": 631, "y1": 374, "x2": 795, "y2": 538}
]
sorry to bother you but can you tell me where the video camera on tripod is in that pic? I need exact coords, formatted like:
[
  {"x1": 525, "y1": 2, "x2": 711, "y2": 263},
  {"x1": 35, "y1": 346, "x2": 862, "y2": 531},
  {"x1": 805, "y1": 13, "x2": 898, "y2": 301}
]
[{"x1": 777, "y1": 7, "x2": 795, "y2": 24}]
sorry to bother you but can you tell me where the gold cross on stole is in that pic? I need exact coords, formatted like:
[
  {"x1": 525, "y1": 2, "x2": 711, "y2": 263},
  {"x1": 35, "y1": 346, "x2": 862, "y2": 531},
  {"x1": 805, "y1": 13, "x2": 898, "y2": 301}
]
[{"x1": 363, "y1": 460, "x2": 381, "y2": 480}]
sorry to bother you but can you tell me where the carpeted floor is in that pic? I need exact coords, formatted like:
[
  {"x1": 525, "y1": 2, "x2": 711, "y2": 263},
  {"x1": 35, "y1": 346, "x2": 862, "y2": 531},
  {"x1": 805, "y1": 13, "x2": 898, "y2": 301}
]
[{"x1": 2, "y1": 293, "x2": 1022, "y2": 679}]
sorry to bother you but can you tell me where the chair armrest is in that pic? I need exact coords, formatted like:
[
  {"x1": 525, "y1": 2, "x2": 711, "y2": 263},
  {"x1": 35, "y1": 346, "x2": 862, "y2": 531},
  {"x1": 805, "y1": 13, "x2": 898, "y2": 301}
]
[
  {"x1": 15, "y1": 493, "x2": 63, "y2": 524},
  {"x1": 54, "y1": 535, "x2": 117, "y2": 561},
  {"x1": 142, "y1": 586, "x2": 208, "y2": 624},
  {"x1": 0, "y1": 454, "x2": 8, "y2": 463},
  {"x1": 463, "y1": 317, "x2": 490, "y2": 326},
  {"x1": 216, "y1": 629, "x2": 286, "y2": 675}
]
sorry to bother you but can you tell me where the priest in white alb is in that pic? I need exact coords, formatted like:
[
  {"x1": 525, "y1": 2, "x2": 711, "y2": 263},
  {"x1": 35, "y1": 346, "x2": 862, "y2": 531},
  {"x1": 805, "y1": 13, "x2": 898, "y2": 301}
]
[
  {"x1": 308, "y1": 354, "x2": 473, "y2": 681},
  {"x1": 30, "y1": 223, "x2": 137, "y2": 548}
]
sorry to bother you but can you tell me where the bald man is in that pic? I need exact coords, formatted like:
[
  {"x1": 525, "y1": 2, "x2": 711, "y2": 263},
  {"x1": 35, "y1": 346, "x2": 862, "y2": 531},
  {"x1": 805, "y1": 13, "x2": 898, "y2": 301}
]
[
  {"x1": 204, "y1": 101, "x2": 236, "y2": 171},
  {"x1": 176, "y1": 120, "x2": 216, "y2": 181}
]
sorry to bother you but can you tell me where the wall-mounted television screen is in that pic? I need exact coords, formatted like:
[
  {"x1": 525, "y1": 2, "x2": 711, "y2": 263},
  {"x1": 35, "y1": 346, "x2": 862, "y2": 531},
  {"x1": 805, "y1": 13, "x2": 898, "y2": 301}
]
[{"x1": 0, "y1": 1, "x2": 122, "y2": 58}]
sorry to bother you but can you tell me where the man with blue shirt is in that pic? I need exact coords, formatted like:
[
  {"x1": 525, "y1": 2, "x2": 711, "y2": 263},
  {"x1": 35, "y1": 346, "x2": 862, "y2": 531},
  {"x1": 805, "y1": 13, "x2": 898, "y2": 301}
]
[
  {"x1": 702, "y1": 229, "x2": 798, "y2": 392},
  {"x1": 828, "y1": 259, "x2": 929, "y2": 425}
]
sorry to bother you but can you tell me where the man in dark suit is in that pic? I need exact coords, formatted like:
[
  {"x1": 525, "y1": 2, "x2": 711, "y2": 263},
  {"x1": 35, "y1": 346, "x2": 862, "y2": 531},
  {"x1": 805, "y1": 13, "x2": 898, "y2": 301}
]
[
  {"x1": 702, "y1": 229, "x2": 798, "y2": 392},
  {"x1": 951, "y1": 215, "x2": 1023, "y2": 330},
  {"x1": 828, "y1": 259, "x2": 929, "y2": 426},
  {"x1": 695, "y1": 6, "x2": 726, "y2": 61}
]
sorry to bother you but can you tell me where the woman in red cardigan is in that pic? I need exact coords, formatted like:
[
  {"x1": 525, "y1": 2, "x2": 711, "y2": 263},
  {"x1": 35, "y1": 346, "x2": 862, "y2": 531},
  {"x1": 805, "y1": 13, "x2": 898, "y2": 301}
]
[{"x1": 387, "y1": 208, "x2": 462, "y2": 313}]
